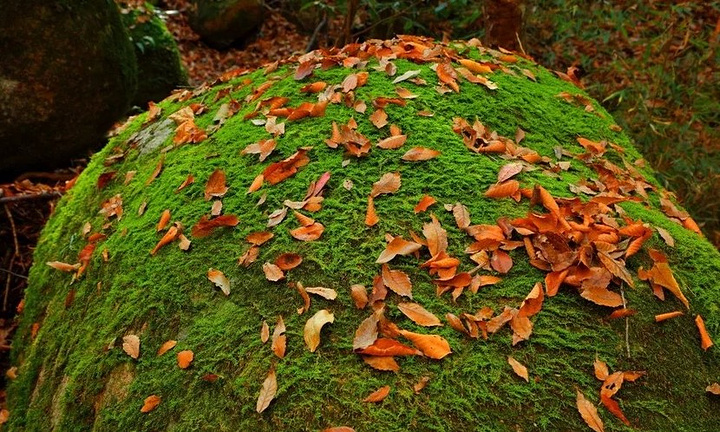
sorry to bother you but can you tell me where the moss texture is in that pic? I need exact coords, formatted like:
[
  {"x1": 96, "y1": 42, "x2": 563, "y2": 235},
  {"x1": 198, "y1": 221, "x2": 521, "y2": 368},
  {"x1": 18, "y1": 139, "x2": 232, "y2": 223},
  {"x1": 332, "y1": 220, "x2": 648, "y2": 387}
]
[
  {"x1": 0, "y1": 0, "x2": 137, "y2": 179},
  {"x1": 6, "y1": 38, "x2": 720, "y2": 431},
  {"x1": 120, "y1": 3, "x2": 188, "y2": 107}
]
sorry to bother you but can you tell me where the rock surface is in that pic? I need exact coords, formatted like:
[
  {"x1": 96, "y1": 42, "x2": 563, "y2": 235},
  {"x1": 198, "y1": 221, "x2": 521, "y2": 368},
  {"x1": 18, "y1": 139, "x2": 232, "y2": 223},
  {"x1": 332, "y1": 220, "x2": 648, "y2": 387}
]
[
  {"x1": 0, "y1": 0, "x2": 137, "y2": 179},
  {"x1": 187, "y1": 0, "x2": 265, "y2": 48},
  {"x1": 7, "y1": 37, "x2": 720, "y2": 431}
]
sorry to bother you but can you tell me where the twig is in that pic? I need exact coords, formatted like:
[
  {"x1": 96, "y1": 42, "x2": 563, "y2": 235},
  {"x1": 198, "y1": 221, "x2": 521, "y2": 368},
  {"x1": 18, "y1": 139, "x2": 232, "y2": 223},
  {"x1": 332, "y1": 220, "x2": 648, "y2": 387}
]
[
  {"x1": 306, "y1": 12, "x2": 328, "y2": 52},
  {"x1": 0, "y1": 268, "x2": 27, "y2": 280},
  {"x1": 3, "y1": 256, "x2": 13, "y2": 312},
  {"x1": 0, "y1": 191, "x2": 62, "y2": 204},
  {"x1": 4, "y1": 204, "x2": 19, "y2": 257},
  {"x1": 620, "y1": 285, "x2": 630, "y2": 358}
]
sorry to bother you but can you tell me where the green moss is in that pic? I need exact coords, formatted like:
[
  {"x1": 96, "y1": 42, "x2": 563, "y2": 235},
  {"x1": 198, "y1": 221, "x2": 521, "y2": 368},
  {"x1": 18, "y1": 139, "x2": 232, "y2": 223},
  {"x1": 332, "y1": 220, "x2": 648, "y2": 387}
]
[
  {"x1": 7, "y1": 40, "x2": 720, "y2": 431},
  {"x1": 120, "y1": 3, "x2": 188, "y2": 107}
]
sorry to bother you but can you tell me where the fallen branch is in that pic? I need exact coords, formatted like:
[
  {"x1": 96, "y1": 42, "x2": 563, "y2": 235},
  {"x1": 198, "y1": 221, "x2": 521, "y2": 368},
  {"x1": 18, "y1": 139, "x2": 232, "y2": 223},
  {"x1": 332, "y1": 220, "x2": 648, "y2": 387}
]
[{"x1": 0, "y1": 191, "x2": 62, "y2": 204}]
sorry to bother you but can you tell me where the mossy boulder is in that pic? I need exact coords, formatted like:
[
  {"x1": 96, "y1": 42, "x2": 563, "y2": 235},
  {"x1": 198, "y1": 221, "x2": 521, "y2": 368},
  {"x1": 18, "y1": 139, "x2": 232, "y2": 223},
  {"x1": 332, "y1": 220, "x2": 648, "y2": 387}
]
[
  {"x1": 7, "y1": 37, "x2": 720, "y2": 431},
  {"x1": 188, "y1": 0, "x2": 265, "y2": 48},
  {"x1": 0, "y1": 0, "x2": 137, "y2": 179},
  {"x1": 119, "y1": 3, "x2": 188, "y2": 107}
]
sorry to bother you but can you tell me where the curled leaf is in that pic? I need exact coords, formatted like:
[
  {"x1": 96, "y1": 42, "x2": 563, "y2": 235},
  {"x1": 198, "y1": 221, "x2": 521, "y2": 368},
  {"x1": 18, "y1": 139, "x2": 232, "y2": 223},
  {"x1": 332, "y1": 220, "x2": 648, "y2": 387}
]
[{"x1": 304, "y1": 309, "x2": 335, "y2": 352}]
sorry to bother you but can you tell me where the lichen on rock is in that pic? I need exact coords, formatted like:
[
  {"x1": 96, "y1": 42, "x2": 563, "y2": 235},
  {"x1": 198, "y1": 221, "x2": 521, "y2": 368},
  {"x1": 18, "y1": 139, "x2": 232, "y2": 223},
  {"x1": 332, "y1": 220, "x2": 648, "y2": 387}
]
[{"x1": 7, "y1": 37, "x2": 720, "y2": 431}]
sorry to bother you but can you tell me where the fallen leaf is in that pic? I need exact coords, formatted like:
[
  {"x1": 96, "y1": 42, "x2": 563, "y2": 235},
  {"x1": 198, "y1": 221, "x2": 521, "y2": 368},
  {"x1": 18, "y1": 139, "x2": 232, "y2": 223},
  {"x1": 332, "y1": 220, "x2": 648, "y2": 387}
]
[
  {"x1": 157, "y1": 340, "x2": 177, "y2": 356},
  {"x1": 696, "y1": 315, "x2": 714, "y2": 351},
  {"x1": 247, "y1": 231, "x2": 274, "y2": 246},
  {"x1": 382, "y1": 264, "x2": 413, "y2": 298},
  {"x1": 485, "y1": 180, "x2": 520, "y2": 198},
  {"x1": 178, "y1": 234, "x2": 191, "y2": 251},
  {"x1": 414, "y1": 195, "x2": 437, "y2": 213},
  {"x1": 141, "y1": 395, "x2": 161, "y2": 413},
  {"x1": 358, "y1": 337, "x2": 419, "y2": 356},
  {"x1": 204, "y1": 169, "x2": 229, "y2": 200},
  {"x1": 305, "y1": 287, "x2": 338, "y2": 300},
  {"x1": 594, "y1": 357, "x2": 609, "y2": 381},
  {"x1": 401, "y1": 147, "x2": 441, "y2": 161},
  {"x1": 272, "y1": 316, "x2": 286, "y2": 358},
  {"x1": 654, "y1": 311, "x2": 683, "y2": 322},
  {"x1": 398, "y1": 302, "x2": 441, "y2": 326},
  {"x1": 353, "y1": 313, "x2": 379, "y2": 350},
  {"x1": 304, "y1": 309, "x2": 335, "y2": 352},
  {"x1": 491, "y1": 250, "x2": 513, "y2": 274},
  {"x1": 580, "y1": 285, "x2": 623, "y2": 307},
  {"x1": 263, "y1": 263, "x2": 285, "y2": 282},
  {"x1": 508, "y1": 356, "x2": 529, "y2": 381},
  {"x1": 261, "y1": 321, "x2": 270, "y2": 343},
  {"x1": 207, "y1": 268, "x2": 230, "y2": 295},
  {"x1": 46, "y1": 261, "x2": 80, "y2": 272},
  {"x1": 376, "y1": 237, "x2": 422, "y2": 263},
  {"x1": 423, "y1": 214, "x2": 448, "y2": 257},
  {"x1": 398, "y1": 329, "x2": 451, "y2": 359},
  {"x1": 123, "y1": 335, "x2": 140, "y2": 359},
  {"x1": 177, "y1": 350, "x2": 194, "y2": 369},
  {"x1": 290, "y1": 222, "x2": 325, "y2": 241},
  {"x1": 370, "y1": 109, "x2": 388, "y2": 128},
  {"x1": 238, "y1": 246, "x2": 260, "y2": 267},
  {"x1": 350, "y1": 284, "x2": 369, "y2": 309},
  {"x1": 191, "y1": 214, "x2": 239, "y2": 238},
  {"x1": 707, "y1": 383, "x2": 720, "y2": 395},
  {"x1": 377, "y1": 134, "x2": 407, "y2": 150},
  {"x1": 656, "y1": 227, "x2": 675, "y2": 247},
  {"x1": 363, "y1": 385, "x2": 390, "y2": 403},
  {"x1": 392, "y1": 69, "x2": 421, "y2": 84},
  {"x1": 275, "y1": 253, "x2": 302, "y2": 270},
  {"x1": 365, "y1": 196, "x2": 379, "y2": 226},
  {"x1": 371, "y1": 172, "x2": 401, "y2": 197},
  {"x1": 362, "y1": 355, "x2": 400, "y2": 371},
  {"x1": 157, "y1": 209, "x2": 171, "y2": 231},
  {"x1": 576, "y1": 389, "x2": 605, "y2": 432},
  {"x1": 256, "y1": 367, "x2": 277, "y2": 413}
]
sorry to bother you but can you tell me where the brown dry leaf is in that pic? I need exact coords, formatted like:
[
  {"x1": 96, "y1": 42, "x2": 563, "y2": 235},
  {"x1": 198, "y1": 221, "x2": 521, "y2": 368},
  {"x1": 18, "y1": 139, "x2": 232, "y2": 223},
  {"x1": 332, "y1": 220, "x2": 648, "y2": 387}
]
[
  {"x1": 262, "y1": 263, "x2": 285, "y2": 282},
  {"x1": 370, "y1": 109, "x2": 388, "y2": 128},
  {"x1": 436, "y1": 61, "x2": 459, "y2": 92},
  {"x1": 123, "y1": 335, "x2": 140, "y2": 359},
  {"x1": 157, "y1": 340, "x2": 177, "y2": 356},
  {"x1": 157, "y1": 209, "x2": 171, "y2": 231},
  {"x1": 580, "y1": 285, "x2": 623, "y2": 307},
  {"x1": 707, "y1": 383, "x2": 720, "y2": 395},
  {"x1": 398, "y1": 329, "x2": 451, "y2": 359},
  {"x1": 497, "y1": 163, "x2": 524, "y2": 183},
  {"x1": 365, "y1": 196, "x2": 379, "y2": 226},
  {"x1": 363, "y1": 355, "x2": 400, "y2": 371},
  {"x1": 656, "y1": 227, "x2": 675, "y2": 247},
  {"x1": 256, "y1": 367, "x2": 277, "y2": 413},
  {"x1": 507, "y1": 356, "x2": 529, "y2": 382},
  {"x1": 306, "y1": 287, "x2": 337, "y2": 300},
  {"x1": 204, "y1": 169, "x2": 229, "y2": 200},
  {"x1": 150, "y1": 225, "x2": 179, "y2": 255},
  {"x1": 382, "y1": 264, "x2": 413, "y2": 298},
  {"x1": 260, "y1": 321, "x2": 270, "y2": 343},
  {"x1": 247, "y1": 231, "x2": 274, "y2": 246},
  {"x1": 491, "y1": 250, "x2": 513, "y2": 274},
  {"x1": 350, "y1": 284, "x2": 369, "y2": 309},
  {"x1": 363, "y1": 385, "x2": 391, "y2": 403},
  {"x1": 177, "y1": 350, "x2": 194, "y2": 369},
  {"x1": 248, "y1": 174, "x2": 264, "y2": 193},
  {"x1": 485, "y1": 180, "x2": 520, "y2": 198},
  {"x1": 241, "y1": 139, "x2": 277, "y2": 162},
  {"x1": 290, "y1": 222, "x2": 325, "y2": 241},
  {"x1": 597, "y1": 251, "x2": 634, "y2": 288},
  {"x1": 401, "y1": 147, "x2": 441, "y2": 161},
  {"x1": 357, "y1": 338, "x2": 419, "y2": 357},
  {"x1": 377, "y1": 135, "x2": 407, "y2": 149},
  {"x1": 594, "y1": 357, "x2": 609, "y2": 381},
  {"x1": 396, "y1": 87, "x2": 418, "y2": 99},
  {"x1": 655, "y1": 311, "x2": 683, "y2": 322},
  {"x1": 696, "y1": 315, "x2": 714, "y2": 351},
  {"x1": 414, "y1": 195, "x2": 437, "y2": 213},
  {"x1": 576, "y1": 389, "x2": 605, "y2": 432},
  {"x1": 422, "y1": 215, "x2": 448, "y2": 257},
  {"x1": 141, "y1": 395, "x2": 161, "y2": 413},
  {"x1": 398, "y1": 302, "x2": 442, "y2": 326},
  {"x1": 322, "y1": 428, "x2": 356, "y2": 432},
  {"x1": 263, "y1": 148, "x2": 311, "y2": 185},
  {"x1": 275, "y1": 253, "x2": 302, "y2": 271},
  {"x1": 376, "y1": 237, "x2": 422, "y2": 263},
  {"x1": 267, "y1": 207, "x2": 288, "y2": 227},
  {"x1": 239, "y1": 246, "x2": 260, "y2": 267},
  {"x1": 293, "y1": 211, "x2": 315, "y2": 227},
  {"x1": 46, "y1": 261, "x2": 81, "y2": 272},
  {"x1": 414, "y1": 376, "x2": 431, "y2": 393},
  {"x1": 353, "y1": 313, "x2": 379, "y2": 350},
  {"x1": 272, "y1": 316, "x2": 286, "y2": 358},
  {"x1": 458, "y1": 59, "x2": 493, "y2": 74},
  {"x1": 178, "y1": 234, "x2": 191, "y2": 251},
  {"x1": 145, "y1": 156, "x2": 164, "y2": 186},
  {"x1": 296, "y1": 282, "x2": 311, "y2": 315},
  {"x1": 207, "y1": 268, "x2": 230, "y2": 296},
  {"x1": 191, "y1": 214, "x2": 239, "y2": 238},
  {"x1": 638, "y1": 256, "x2": 689, "y2": 309},
  {"x1": 304, "y1": 309, "x2": 335, "y2": 352},
  {"x1": 371, "y1": 172, "x2": 401, "y2": 197}
]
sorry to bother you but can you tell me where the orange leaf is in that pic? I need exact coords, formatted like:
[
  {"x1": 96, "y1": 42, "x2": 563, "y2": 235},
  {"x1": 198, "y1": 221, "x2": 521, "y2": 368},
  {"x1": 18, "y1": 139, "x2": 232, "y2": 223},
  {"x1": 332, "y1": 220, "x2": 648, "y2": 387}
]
[
  {"x1": 260, "y1": 320, "x2": 270, "y2": 343},
  {"x1": 436, "y1": 62, "x2": 459, "y2": 92},
  {"x1": 305, "y1": 287, "x2": 337, "y2": 300},
  {"x1": 422, "y1": 214, "x2": 448, "y2": 257},
  {"x1": 272, "y1": 316, "x2": 286, "y2": 358},
  {"x1": 246, "y1": 231, "x2": 274, "y2": 246},
  {"x1": 696, "y1": 315, "x2": 714, "y2": 351},
  {"x1": 707, "y1": 383, "x2": 720, "y2": 395},
  {"x1": 491, "y1": 250, "x2": 513, "y2": 274},
  {"x1": 304, "y1": 309, "x2": 334, "y2": 352},
  {"x1": 350, "y1": 284, "x2": 368, "y2": 309},
  {"x1": 191, "y1": 214, "x2": 239, "y2": 238},
  {"x1": 507, "y1": 356, "x2": 529, "y2": 381},
  {"x1": 358, "y1": 337, "x2": 419, "y2": 357},
  {"x1": 371, "y1": 172, "x2": 401, "y2": 197},
  {"x1": 414, "y1": 195, "x2": 437, "y2": 213},
  {"x1": 594, "y1": 357, "x2": 609, "y2": 381},
  {"x1": 157, "y1": 340, "x2": 177, "y2": 356},
  {"x1": 398, "y1": 329, "x2": 451, "y2": 359},
  {"x1": 580, "y1": 285, "x2": 623, "y2": 307},
  {"x1": 365, "y1": 196, "x2": 379, "y2": 226},
  {"x1": 122, "y1": 335, "x2": 140, "y2": 359},
  {"x1": 376, "y1": 237, "x2": 422, "y2": 263},
  {"x1": 275, "y1": 253, "x2": 302, "y2": 270},
  {"x1": 458, "y1": 59, "x2": 493, "y2": 74},
  {"x1": 150, "y1": 225, "x2": 180, "y2": 255},
  {"x1": 204, "y1": 169, "x2": 229, "y2": 200},
  {"x1": 141, "y1": 395, "x2": 161, "y2": 413},
  {"x1": 401, "y1": 147, "x2": 441, "y2": 161},
  {"x1": 398, "y1": 302, "x2": 442, "y2": 326},
  {"x1": 576, "y1": 390, "x2": 605, "y2": 432},
  {"x1": 654, "y1": 311, "x2": 683, "y2": 322},
  {"x1": 608, "y1": 308, "x2": 637, "y2": 320},
  {"x1": 370, "y1": 109, "x2": 388, "y2": 128},
  {"x1": 157, "y1": 209, "x2": 171, "y2": 231},
  {"x1": 600, "y1": 393, "x2": 630, "y2": 426},
  {"x1": 300, "y1": 81, "x2": 327, "y2": 93},
  {"x1": 290, "y1": 222, "x2": 325, "y2": 241},
  {"x1": 46, "y1": 261, "x2": 81, "y2": 272},
  {"x1": 363, "y1": 385, "x2": 390, "y2": 403},
  {"x1": 177, "y1": 350, "x2": 194, "y2": 369},
  {"x1": 484, "y1": 180, "x2": 520, "y2": 198},
  {"x1": 263, "y1": 148, "x2": 311, "y2": 185},
  {"x1": 377, "y1": 135, "x2": 407, "y2": 149},
  {"x1": 381, "y1": 264, "x2": 413, "y2": 298},
  {"x1": 207, "y1": 268, "x2": 230, "y2": 295},
  {"x1": 256, "y1": 367, "x2": 277, "y2": 413},
  {"x1": 353, "y1": 312, "x2": 379, "y2": 350},
  {"x1": 262, "y1": 263, "x2": 285, "y2": 282}
]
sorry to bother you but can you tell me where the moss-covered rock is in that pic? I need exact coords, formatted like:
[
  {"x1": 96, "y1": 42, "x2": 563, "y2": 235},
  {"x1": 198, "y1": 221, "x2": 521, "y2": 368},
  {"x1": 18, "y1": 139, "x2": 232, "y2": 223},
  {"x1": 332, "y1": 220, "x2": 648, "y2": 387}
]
[
  {"x1": 188, "y1": 0, "x2": 265, "y2": 48},
  {"x1": 0, "y1": 0, "x2": 137, "y2": 179},
  {"x1": 7, "y1": 37, "x2": 720, "y2": 431},
  {"x1": 119, "y1": 2, "x2": 188, "y2": 107}
]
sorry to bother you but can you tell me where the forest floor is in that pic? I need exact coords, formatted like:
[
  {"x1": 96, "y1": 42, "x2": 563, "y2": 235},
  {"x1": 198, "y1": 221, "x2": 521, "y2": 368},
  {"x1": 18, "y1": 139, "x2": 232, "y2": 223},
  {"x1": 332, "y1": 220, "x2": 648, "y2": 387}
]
[{"x1": 0, "y1": 0, "x2": 718, "y2": 411}]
